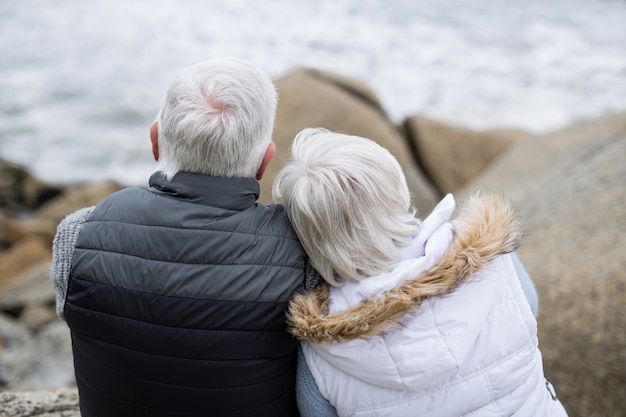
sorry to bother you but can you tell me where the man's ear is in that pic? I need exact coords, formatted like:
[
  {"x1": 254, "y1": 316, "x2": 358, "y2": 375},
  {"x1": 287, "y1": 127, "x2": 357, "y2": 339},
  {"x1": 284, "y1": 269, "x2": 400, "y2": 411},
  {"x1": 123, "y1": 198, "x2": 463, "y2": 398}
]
[
  {"x1": 256, "y1": 142, "x2": 276, "y2": 180},
  {"x1": 150, "y1": 121, "x2": 159, "y2": 161}
]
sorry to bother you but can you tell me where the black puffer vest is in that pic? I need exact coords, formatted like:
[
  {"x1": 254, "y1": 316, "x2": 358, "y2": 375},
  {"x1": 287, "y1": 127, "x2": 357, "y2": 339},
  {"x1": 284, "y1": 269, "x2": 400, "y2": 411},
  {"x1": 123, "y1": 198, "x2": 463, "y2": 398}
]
[{"x1": 65, "y1": 172, "x2": 306, "y2": 417}]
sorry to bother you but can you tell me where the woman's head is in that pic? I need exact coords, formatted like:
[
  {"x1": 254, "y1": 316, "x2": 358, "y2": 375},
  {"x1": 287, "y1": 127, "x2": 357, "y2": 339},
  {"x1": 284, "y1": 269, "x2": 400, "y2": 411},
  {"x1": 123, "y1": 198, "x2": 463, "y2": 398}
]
[{"x1": 273, "y1": 128, "x2": 420, "y2": 286}]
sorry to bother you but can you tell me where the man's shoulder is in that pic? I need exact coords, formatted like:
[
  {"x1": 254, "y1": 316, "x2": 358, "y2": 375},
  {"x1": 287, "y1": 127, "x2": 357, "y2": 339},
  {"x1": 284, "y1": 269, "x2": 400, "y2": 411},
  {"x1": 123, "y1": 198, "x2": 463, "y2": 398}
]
[
  {"x1": 56, "y1": 186, "x2": 144, "y2": 235},
  {"x1": 58, "y1": 206, "x2": 96, "y2": 229},
  {"x1": 253, "y1": 202, "x2": 297, "y2": 232},
  {"x1": 53, "y1": 206, "x2": 95, "y2": 248},
  {"x1": 87, "y1": 186, "x2": 153, "y2": 218}
]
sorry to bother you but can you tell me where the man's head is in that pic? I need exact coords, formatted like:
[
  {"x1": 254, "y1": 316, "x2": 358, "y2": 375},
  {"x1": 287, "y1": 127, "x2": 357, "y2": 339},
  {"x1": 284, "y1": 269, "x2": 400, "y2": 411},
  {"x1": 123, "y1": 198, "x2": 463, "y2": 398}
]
[
  {"x1": 151, "y1": 57, "x2": 277, "y2": 179},
  {"x1": 273, "y1": 128, "x2": 420, "y2": 286}
]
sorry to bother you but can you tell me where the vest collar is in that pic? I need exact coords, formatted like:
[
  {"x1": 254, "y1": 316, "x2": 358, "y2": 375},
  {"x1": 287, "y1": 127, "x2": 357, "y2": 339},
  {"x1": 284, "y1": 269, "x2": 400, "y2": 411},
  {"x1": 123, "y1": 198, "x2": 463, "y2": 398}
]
[{"x1": 148, "y1": 171, "x2": 260, "y2": 210}]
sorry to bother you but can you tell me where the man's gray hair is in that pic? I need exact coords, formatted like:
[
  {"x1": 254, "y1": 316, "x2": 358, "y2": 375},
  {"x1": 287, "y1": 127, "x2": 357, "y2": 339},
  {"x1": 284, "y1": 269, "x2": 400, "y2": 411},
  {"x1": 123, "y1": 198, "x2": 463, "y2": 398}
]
[
  {"x1": 155, "y1": 57, "x2": 277, "y2": 178},
  {"x1": 273, "y1": 128, "x2": 420, "y2": 286}
]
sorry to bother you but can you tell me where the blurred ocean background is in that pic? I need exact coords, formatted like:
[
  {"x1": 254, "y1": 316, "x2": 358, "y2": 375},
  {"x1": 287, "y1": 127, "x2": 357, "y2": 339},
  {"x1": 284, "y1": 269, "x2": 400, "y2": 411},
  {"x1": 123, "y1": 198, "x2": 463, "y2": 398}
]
[{"x1": 0, "y1": 0, "x2": 625, "y2": 187}]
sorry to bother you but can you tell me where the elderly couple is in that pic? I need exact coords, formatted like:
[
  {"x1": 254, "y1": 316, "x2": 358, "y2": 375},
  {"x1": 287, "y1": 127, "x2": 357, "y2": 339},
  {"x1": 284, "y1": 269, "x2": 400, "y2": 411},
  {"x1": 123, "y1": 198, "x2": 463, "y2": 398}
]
[{"x1": 51, "y1": 58, "x2": 567, "y2": 417}]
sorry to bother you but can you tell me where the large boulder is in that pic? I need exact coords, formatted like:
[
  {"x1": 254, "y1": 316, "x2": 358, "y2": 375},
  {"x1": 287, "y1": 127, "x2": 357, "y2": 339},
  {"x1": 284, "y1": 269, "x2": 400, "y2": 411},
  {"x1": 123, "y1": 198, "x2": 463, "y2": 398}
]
[
  {"x1": 404, "y1": 115, "x2": 532, "y2": 194},
  {"x1": 268, "y1": 68, "x2": 439, "y2": 215},
  {"x1": 458, "y1": 111, "x2": 626, "y2": 417}
]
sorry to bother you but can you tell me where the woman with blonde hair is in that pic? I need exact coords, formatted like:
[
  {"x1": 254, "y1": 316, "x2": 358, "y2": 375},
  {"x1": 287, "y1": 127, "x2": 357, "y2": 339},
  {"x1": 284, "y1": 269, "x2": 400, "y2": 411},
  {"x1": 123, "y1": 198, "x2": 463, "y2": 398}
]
[{"x1": 274, "y1": 128, "x2": 567, "y2": 417}]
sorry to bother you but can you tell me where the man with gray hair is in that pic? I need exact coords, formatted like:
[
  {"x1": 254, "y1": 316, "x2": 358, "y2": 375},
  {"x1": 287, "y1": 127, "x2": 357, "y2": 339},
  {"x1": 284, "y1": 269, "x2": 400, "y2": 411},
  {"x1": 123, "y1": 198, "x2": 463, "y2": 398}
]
[{"x1": 50, "y1": 57, "x2": 306, "y2": 416}]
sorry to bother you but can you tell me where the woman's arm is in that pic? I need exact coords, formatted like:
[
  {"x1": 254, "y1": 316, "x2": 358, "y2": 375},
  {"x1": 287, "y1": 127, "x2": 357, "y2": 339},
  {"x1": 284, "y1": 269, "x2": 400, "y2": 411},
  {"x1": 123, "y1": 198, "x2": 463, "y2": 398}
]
[
  {"x1": 511, "y1": 251, "x2": 539, "y2": 317},
  {"x1": 296, "y1": 347, "x2": 339, "y2": 417}
]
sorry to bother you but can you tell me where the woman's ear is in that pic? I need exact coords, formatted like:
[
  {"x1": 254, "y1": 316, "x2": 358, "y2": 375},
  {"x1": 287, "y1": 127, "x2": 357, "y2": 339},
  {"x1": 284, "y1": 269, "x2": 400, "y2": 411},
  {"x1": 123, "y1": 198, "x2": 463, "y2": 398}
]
[
  {"x1": 256, "y1": 142, "x2": 276, "y2": 180},
  {"x1": 150, "y1": 121, "x2": 159, "y2": 161}
]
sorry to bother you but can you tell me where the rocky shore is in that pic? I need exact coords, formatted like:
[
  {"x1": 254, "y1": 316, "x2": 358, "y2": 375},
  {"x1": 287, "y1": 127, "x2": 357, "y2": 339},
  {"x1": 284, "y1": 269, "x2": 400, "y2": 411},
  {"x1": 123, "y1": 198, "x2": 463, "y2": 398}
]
[{"x1": 1, "y1": 68, "x2": 624, "y2": 417}]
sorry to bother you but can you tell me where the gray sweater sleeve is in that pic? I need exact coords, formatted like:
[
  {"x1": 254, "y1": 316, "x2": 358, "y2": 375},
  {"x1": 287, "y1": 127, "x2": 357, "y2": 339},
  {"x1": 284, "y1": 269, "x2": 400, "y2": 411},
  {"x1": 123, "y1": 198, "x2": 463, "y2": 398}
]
[
  {"x1": 49, "y1": 206, "x2": 94, "y2": 320},
  {"x1": 511, "y1": 251, "x2": 539, "y2": 317}
]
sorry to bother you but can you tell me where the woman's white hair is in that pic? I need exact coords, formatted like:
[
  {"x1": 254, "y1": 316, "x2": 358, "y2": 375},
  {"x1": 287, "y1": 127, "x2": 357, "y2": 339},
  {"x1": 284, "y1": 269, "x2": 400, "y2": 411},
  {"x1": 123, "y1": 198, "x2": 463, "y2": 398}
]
[
  {"x1": 155, "y1": 57, "x2": 277, "y2": 179},
  {"x1": 273, "y1": 128, "x2": 420, "y2": 286}
]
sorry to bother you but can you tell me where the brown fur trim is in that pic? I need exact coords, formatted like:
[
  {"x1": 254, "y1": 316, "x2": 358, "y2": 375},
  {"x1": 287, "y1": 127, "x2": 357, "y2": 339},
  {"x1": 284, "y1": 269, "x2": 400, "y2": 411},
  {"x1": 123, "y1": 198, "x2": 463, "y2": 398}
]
[{"x1": 287, "y1": 192, "x2": 525, "y2": 343}]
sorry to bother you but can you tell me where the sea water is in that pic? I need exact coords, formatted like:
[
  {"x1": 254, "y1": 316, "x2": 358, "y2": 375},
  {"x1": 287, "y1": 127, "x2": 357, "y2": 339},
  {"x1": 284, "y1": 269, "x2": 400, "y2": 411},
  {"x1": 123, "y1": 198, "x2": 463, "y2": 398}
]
[{"x1": 1, "y1": 0, "x2": 625, "y2": 186}]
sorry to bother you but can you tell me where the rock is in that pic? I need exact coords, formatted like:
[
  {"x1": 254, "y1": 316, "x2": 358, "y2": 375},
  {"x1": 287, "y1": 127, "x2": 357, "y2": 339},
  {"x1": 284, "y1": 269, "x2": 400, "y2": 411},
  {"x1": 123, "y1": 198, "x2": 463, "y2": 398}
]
[
  {"x1": 0, "y1": 314, "x2": 74, "y2": 392},
  {"x1": 0, "y1": 158, "x2": 63, "y2": 217},
  {"x1": 0, "y1": 388, "x2": 79, "y2": 417},
  {"x1": 0, "y1": 211, "x2": 27, "y2": 248},
  {"x1": 458, "y1": 111, "x2": 626, "y2": 417},
  {"x1": 0, "y1": 262, "x2": 55, "y2": 314},
  {"x1": 404, "y1": 115, "x2": 532, "y2": 194},
  {"x1": 0, "y1": 260, "x2": 57, "y2": 332},
  {"x1": 20, "y1": 305, "x2": 57, "y2": 333},
  {"x1": 0, "y1": 238, "x2": 51, "y2": 295},
  {"x1": 0, "y1": 313, "x2": 36, "y2": 389},
  {"x1": 303, "y1": 69, "x2": 384, "y2": 111},
  {"x1": 269, "y1": 68, "x2": 439, "y2": 215},
  {"x1": 18, "y1": 321, "x2": 75, "y2": 390}
]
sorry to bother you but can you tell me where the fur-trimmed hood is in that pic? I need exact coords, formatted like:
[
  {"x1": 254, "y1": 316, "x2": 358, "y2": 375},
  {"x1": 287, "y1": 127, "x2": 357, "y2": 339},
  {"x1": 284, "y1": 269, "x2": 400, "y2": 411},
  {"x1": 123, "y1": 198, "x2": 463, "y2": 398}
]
[{"x1": 287, "y1": 193, "x2": 525, "y2": 344}]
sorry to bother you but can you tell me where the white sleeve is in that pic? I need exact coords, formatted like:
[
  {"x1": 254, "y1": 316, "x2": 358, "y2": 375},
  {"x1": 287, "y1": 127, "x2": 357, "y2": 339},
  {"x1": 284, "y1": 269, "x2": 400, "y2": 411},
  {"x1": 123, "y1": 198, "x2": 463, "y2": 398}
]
[{"x1": 49, "y1": 206, "x2": 94, "y2": 320}]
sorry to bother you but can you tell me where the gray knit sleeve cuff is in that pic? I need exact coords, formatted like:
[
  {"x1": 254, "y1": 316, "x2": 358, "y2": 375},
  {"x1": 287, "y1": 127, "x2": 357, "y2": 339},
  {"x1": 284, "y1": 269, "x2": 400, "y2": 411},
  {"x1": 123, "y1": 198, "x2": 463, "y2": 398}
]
[
  {"x1": 296, "y1": 347, "x2": 338, "y2": 417},
  {"x1": 50, "y1": 206, "x2": 94, "y2": 320}
]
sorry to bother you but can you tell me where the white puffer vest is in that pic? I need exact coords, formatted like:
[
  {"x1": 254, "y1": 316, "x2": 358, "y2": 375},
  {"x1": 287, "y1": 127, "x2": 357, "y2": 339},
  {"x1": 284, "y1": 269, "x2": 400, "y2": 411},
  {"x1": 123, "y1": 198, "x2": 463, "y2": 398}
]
[{"x1": 289, "y1": 194, "x2": 568, "y2": 417}]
